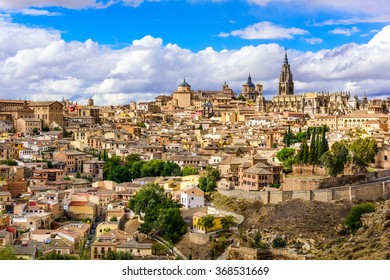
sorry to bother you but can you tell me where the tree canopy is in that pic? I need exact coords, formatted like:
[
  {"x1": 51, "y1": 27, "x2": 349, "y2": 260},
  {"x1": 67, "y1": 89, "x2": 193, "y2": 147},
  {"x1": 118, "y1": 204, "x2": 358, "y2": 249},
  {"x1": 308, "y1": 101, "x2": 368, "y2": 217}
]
[
  {"x1": 320, "y1": 142, "x2": 349, "y2": 177},
  {"x1": 198, "y1": 166, "x2": 221, "y2": 193},
  {"x1": 129, "y1": 183, "x2": 186, "y2": 243},
  {"x1": 181, "y1": 166, "x2": 199, "y2": 176},
  {"x1": 0, "y1": 246, "x2": 17, "y2": 260},
  {"x1": 348, "y1": 137, "x2": 378, "y2": 173}
]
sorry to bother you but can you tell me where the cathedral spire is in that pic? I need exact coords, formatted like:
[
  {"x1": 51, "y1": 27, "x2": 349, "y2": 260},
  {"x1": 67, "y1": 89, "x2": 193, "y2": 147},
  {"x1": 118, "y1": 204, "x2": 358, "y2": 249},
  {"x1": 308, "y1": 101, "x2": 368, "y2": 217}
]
[{"x1": 284, "y1": 49, "x2": 289, "y2": 64}]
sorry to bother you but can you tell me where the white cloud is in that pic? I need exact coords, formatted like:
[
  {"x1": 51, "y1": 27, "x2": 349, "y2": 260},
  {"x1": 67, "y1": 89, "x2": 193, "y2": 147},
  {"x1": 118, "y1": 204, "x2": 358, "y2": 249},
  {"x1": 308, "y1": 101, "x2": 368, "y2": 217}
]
[
  {"x1": 246, "y1": 0, "x2": 390, "y2": 15},
  {"x1": 19, "y1": 9, "x2": 62, "y2": 16},
  {"x1": 247, "y1": 0, "x2": 271, "y2": 6},
  {"x1": 310, "y1": 15, "x2": 390, "y2": 28},
  {"x1": 0, "y1": 0, "x2": 99, "y2": 9},
  {"x1": 305, "y1": 38, "x2": 323, "y2": 45},
  {"x1": 217, "y1": 32, "x2": 230, "y2": 38},
  {"x1": 0, "y1": 21, "x2": 390, "y2": 105},
  {"x1": 0, "y1": 0, "x2": 161, "y2": 10},
  {"x1": 329, "y1": 26, "x2": 360, "y2": 36},
  {"x1": 229, "y1": 21, "x2": 308, "y2": 40}
]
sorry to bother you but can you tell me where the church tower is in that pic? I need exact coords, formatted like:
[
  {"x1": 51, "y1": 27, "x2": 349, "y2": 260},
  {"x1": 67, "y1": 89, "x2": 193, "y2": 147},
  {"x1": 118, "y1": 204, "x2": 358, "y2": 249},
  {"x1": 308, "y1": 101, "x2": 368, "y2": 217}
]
[{"x1": 278, "y1": 51, "x2": 294, "y2": 96}]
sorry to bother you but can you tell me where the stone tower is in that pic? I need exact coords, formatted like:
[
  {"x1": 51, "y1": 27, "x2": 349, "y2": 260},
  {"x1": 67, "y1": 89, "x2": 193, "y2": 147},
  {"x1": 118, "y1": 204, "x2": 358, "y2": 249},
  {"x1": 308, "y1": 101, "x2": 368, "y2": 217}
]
[{"x1": 278, "y1": 51, "x2": 294, "y2": 96}]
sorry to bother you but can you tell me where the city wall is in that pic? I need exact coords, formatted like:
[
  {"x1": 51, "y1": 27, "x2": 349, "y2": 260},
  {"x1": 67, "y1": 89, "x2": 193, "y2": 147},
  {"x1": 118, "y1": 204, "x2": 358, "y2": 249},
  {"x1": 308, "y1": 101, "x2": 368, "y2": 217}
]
[{"x1": 220, "y1": 181, "x2": 390, "y2": 205}]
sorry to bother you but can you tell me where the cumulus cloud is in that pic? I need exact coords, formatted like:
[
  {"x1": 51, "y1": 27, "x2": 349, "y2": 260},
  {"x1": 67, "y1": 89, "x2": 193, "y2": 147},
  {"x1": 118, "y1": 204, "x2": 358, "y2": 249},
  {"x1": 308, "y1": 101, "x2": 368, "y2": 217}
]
[
  {"x1": 226, "y1": 21, "x2": 309, "y2": 40},
  {"x1": 0, "y1": 21, "x2": 390, "y2": 105},
  {"x1": 329, "y1": 26, "x2": 360, "y2": 36},
  {"x1": 305, "y1": 38, "x2": 323, "y2": 45},
  {"x1": 0, "y1": 0, "x2": 161, "y2": 10},
  {"x1": 246, "y1": 0, "x2": 390, "y2": 15}
]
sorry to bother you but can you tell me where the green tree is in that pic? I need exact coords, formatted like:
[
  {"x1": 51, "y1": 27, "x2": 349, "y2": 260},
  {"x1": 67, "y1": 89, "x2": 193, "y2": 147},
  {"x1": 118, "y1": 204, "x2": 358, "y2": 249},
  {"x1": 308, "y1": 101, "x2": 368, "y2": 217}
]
[
  {"x1": 103, "y1": 155, "x2": 122, "y2": 179},
  {"x1": 129, "y1": 183, "x2": 183, "y2": 238},
  {"x1": 0, "y1": 160, "x2": 18, "y2": 166},
  {"x1": 348, "y1": 137, "x2": 378, "y2": 173},
  {"x1": 198, "y1": 166, "x2": 221, "y2": 192},
  {"x1": 197, "y1": 214, "x2": 215, "y2": 234},
  {"x1": 103, "y1": 251, "x2": 133, "y2": 260},
  {"x1": 156, "y1": 208, "x2": 188, "y2": 243},
  {"x1": 205, "y1": 166, "x2": 221, "y2": 182},
  {"x1": 0, "y1": 246, "x2": 17, "y2": 260},
  {"x1": 236, "y1": 95, "x2": 246, "y2": 101},
  {"x1": 345, "y1": 203, "x2": 376, "y2": 234},
  {"x1": 131, "y1": 160, "x2": 145, "y2": 179},
  {"x1": 124, "y1": 154, "x2": 142, "y2": 169},
  {"x1": 220, "y1": 215, "x2": 234, "y2": 230},
  {"x1": 276, "y1": 147, "x2": 296, "y2": 172},
  {"x1": 162, "y1": 161, "x2": 181, "y2": 177},
  {"x1": 75, "y1": 172, "x2": 81, "y2": 178},
  {"x1": 320, "y1": 142, "x2": 349, "y2": 177},
  {"x1": 140, "y1": 159, "x2": 165, "y2": 177},
  {"x1": 129, "y1": 183, "x2": 167, "y2": 215},
  {"x1": 252, "y1": 231, "x2": 265, "y2": 249},
  {"x1": 308, "y1": 128, "x2": 317, "y2": 164},
  {"x1": 198, "y1": 176, "x2": 217, "y2": 192},
  {"x1": 181, "y1": 166, "x2": 199, "y2": 176},
  {"x1": 39, "y1": 252, "x2": 78, "y2": 260},
  {"x1": 297, "y1": 138, "x2": 309, "y2": 164},
  {"x1": 107, "y1": 166, "x2": 132, "y2": 183},
  {"x1": 110, "y1": 216, "x2": 118, "y2": 222},
  {"x1": 276, "y1": 147, "x2": 296, "y2": 162}
]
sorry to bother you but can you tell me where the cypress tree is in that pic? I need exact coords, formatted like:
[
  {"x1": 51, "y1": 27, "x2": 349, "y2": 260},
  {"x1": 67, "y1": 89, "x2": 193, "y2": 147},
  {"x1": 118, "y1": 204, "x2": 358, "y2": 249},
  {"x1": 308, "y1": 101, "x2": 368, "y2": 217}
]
[
  {"x1": 322, "y1": 125, "x2": 329, "y2": 153},
  {"x1": 314, "y1": 130, "x2": 321, "y2": 164},
  {"x1": 302, "y1": 138, "x2": 309, "y2": 164},
  {"x1": 308, "y1": 128, "x2": 316, "y2": 164}
]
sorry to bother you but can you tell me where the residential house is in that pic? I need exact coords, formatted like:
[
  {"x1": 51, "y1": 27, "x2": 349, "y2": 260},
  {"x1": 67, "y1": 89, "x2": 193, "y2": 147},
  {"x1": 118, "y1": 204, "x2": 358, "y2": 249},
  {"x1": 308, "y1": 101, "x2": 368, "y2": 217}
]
[
  {"x1": 180, "y1": 186, "x2": 204, "y2": 209},
  {"x1": 116, "y1": 240, "x2": 153, "y2": 257},
  {"x1": 90, "y1": 229, "x2": 133, "y2": 260}
]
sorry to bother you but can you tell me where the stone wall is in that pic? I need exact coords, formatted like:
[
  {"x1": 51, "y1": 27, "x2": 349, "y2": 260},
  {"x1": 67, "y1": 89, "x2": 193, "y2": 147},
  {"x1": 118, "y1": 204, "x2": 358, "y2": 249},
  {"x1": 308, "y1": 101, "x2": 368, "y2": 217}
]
[
  {"x1": 188, "y1": 231, "x2": 209, "y2": 245},
  {"x1": 221, "y1": 181, "x2": 390, "y2": 205},
  {"x1": 226, "y1": 246, "x2": 305, "y2": 260},
  {"x1": 283, "y1": 174, "x2": 366, "y2": 191},
  {"x1": 291, "y1": 164, "x2": 327, "y2": 176}
]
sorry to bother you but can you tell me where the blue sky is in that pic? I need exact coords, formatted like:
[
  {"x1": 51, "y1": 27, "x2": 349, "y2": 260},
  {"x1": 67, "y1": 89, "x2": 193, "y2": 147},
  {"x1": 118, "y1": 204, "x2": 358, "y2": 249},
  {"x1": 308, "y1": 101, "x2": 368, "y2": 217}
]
[{"x1": 0, "y1": 0, "x2": 389, "y2": 104}]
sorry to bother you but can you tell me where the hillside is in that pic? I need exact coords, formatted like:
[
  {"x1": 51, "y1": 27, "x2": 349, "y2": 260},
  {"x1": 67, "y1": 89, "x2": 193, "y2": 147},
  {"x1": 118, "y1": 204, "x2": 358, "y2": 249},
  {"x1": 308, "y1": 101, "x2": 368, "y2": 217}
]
[{"x1": 210, "y1": 193, "x2": 390, "y2": 259}]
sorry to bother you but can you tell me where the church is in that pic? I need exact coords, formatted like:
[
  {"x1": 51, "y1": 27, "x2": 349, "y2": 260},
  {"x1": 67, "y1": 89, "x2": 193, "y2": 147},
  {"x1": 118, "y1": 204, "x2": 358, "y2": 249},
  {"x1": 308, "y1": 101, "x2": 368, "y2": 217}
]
[
  {"x1": 253, "y1": 52, "x2": 352, "y2": 115},
  {"x1": 167, "y1": 52, "x2": 353, "y2": 117}
]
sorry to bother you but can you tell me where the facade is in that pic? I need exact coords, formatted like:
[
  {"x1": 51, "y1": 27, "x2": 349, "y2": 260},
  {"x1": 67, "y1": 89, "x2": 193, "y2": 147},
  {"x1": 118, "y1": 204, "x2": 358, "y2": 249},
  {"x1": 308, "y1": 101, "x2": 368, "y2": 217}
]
[
  {"x1": 192, "y1": 212, "x2": 223, "y2": 233},
  {"x1": 238, "y1": 162, "x2": 274, "y2": 191},
  {"x1": 172, "y1": 79, "x2": 192, "y2": 108},
  {"x1": 16, "y1": 118, "x2": 42, "y2": 135},
  {"x1": 28, "y1": 101, "x2": 64, "y2": 127},
  {"x1": 180, "y1": 186, "x2": 205, "y2": 208}
]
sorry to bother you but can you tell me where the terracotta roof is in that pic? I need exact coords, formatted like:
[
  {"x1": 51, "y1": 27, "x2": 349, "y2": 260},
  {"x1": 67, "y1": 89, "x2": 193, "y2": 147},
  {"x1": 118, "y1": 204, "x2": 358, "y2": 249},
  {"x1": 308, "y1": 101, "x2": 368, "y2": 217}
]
[{"x1": 68, "y1": 201, "x2": 87, "y2": 207}]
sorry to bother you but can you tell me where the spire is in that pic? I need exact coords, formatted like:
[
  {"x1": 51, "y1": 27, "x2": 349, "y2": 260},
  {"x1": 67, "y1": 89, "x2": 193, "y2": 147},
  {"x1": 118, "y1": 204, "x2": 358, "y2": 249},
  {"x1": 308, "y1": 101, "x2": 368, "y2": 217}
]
[{"x1": 284, "y1": 49, "x2": 289, "y2": 64}]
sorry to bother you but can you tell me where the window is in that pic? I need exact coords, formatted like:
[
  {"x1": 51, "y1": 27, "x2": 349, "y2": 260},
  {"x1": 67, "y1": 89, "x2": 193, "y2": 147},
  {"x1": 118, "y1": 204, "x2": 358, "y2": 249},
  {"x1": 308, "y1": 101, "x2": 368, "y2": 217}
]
[{"x1": 385, "y1": 156, "x2": 388, "y2": 161}]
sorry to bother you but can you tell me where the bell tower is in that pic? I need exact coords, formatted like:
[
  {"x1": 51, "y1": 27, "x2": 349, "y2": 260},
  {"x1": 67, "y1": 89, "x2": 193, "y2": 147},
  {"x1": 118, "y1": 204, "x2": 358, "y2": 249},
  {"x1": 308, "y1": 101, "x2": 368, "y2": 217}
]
[{"x1": 278, "y1": 51, "x2": 294, "y2": 96}]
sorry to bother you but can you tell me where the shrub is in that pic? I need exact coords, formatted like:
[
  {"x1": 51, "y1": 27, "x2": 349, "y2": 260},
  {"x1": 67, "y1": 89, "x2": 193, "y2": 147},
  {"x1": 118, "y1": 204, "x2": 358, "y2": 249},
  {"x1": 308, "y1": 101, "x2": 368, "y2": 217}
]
[
  {"x1": 272, "y1": 236, "x2": 286, "y2": 248},
  {"x1": 345, "y1": 203, "x2": 376, "y2": 234}
]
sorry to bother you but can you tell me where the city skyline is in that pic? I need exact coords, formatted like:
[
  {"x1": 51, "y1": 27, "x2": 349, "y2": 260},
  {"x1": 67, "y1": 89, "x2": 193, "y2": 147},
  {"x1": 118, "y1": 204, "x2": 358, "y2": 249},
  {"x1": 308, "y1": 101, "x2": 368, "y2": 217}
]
[{"x1": 0, "y1": 0, "x2": 389, "y2": 105}]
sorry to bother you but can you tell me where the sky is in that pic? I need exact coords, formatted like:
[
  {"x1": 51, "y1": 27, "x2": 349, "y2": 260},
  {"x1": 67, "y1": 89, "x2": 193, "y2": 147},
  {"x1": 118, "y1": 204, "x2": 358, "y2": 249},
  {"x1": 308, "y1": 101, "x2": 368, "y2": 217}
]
[{"x1": 0, "y1": 0, "x2": 390, "y2": 105}]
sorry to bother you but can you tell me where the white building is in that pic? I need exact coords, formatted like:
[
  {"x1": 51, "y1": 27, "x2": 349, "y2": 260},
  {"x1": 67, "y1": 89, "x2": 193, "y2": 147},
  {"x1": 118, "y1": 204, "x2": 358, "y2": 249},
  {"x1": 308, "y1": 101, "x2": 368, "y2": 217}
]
[{"x1": 180, "y1": 186, "x2": 204, "y2": 209}]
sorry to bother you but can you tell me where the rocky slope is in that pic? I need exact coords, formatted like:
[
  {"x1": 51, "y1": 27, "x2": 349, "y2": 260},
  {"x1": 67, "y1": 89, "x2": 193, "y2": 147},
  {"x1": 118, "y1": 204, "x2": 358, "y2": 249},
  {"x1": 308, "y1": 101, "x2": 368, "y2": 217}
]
[{"x1": 211, "y1": 193, "x2": 390, "y2": 259}]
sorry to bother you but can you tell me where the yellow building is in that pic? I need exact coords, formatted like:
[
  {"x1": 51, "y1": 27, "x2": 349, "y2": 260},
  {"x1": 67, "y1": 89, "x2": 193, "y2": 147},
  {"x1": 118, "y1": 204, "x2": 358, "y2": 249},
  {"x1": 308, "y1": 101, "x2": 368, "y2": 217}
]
[
  {"x1": 193, "y1": 212, "x2": 223, "y2": 233},
  {"x1": 96, "y1": 222, "x2": 119, "y2": 237},
  {"x1": 67, "y1": 201, "x2": 97, "y2": 220},
  {"x1": 180, "y1": 175, "x2": 201, "y2": 190}
]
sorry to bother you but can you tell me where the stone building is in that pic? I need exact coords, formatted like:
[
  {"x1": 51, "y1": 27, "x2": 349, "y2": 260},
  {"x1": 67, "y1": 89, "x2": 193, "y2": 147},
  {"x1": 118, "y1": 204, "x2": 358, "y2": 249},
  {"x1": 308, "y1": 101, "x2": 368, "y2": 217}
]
[
  {"x1": 28, "y1": 101, "x2": 64, "y2": 127},
  {"x1": 267, "y1": 52, "x2": 351, "y2": 115}
]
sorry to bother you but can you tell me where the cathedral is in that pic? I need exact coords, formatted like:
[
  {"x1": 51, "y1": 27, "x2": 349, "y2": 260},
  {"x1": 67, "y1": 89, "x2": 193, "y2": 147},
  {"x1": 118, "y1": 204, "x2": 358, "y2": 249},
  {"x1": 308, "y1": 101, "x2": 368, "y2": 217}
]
[
  {"x1": 167, "y1": 51, "x2": 354, "y2": 117},
  {"x1": 255, "y1": 52, "x2": 352, "y2": 115}
]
